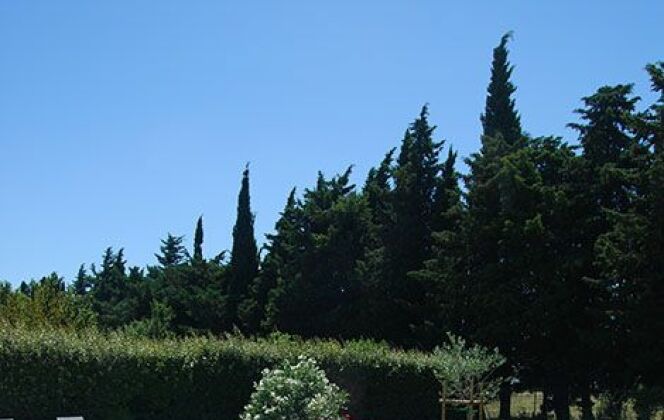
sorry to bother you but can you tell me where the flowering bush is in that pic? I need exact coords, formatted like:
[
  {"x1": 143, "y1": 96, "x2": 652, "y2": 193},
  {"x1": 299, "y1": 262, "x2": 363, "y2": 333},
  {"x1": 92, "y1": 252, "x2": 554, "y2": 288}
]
[{"x1": 240, "y1": 355, "x2": 348, "y2": 420}]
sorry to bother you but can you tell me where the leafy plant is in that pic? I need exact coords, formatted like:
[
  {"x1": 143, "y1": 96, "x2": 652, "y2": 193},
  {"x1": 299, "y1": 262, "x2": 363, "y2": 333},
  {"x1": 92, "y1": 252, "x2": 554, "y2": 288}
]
[
  {"x1": 431, "y1": 333, "x2": 506, "y2": 402},
  {"x1": 240, "y1": 355, "x2": 348, "y2": 420}
]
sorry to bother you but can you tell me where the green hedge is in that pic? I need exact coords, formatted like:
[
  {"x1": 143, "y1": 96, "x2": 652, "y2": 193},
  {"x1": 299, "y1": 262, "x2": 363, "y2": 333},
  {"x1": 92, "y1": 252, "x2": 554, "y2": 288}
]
[{"x1": 0, "y1": 327, "x2": 440, "y2": 419}]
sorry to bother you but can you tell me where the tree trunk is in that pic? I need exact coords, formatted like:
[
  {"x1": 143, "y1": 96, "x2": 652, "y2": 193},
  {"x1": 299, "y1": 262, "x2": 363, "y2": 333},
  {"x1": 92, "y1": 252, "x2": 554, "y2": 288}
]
[
  {"x1": 580, "y1": 381, "x2": 594, "y2": 420},
  {"x1": 539, "y1": 389, "x2": 549, "y2": 420},
  {"x1": 499, "y1": 383, "x2": 511, "y2": 420},
  {"x1": 552, "y1": 382, "x2": 570, "y2": 420}
]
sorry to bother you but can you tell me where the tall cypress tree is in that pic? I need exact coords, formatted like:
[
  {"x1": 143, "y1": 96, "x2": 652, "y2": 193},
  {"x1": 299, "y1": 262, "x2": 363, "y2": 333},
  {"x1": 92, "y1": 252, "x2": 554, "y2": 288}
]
[
  {"x1": 556, "y1": 83, "x2": 640, "y2": 420},
  {"x1": 584, "y1": 71, "x2": 662, "y2": 416},
  {"x1": 229, "y1": 166, "x2": 259, "y2": 326},
  {"x1": 242, "y1": 189, "x2": 299, "y2": 333},
  {"x1": 409, "y1": 145, "x2": 464, "y2": 348},
  {"x1": 193, "y1": 216, "x2": 204, "y2": 262},
  {"x1": 481, "y1": 31, "x2": 523, "y2": 148},
  {"x1": 463, "y1": 33, "x2": 525, "y2": 419},
  {"x1": 378, "y1": 105, "x2": 445, "y2": 346}
]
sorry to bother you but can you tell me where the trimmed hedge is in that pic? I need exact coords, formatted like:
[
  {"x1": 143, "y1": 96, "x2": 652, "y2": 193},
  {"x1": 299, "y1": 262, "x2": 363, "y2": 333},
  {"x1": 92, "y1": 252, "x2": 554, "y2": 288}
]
[{"x1": 0, "y1": 327, "x2": 440, "y2": 420}]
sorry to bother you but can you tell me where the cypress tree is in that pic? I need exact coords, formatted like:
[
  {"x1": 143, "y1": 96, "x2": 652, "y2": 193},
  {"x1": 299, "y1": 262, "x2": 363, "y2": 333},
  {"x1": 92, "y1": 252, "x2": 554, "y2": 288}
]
[
  {"x1": 431, "y1": 147, "x2": 462, "y2": 234},
  {"x1": 229, "y1": 166, "x2": 259, "y2": 326},
  {"x1": 363, "y1": 148, "x2": 395, "y2": 230},
  {"x1": 155, "y1": 234, "x2": 187, "y2": 267},
  {"x1": 193, "y1": 216, "x2": 204, "y2": 262},
  {"x1": 72, "y1": 264, "x2": 91, "y2": 295},
  {"x1": 410, "y1": 145, "x2": 464, "y2": 348},
  {"x1": 241, "y1": 189, "x2": 298, "y2": 333},
  {"x1": 391, "y1": 105, "x2": 444, "y2": 272},
  {"x1": 559, "y1": 84, "x2": 639, "y2": 420},
  {"x1": 593, "y1": 64, "x2": 664, "y2": 416},
  {"x1": 381, "y1": 105, "x2": 445, "y2": 345},
  {"x1": 465, "y1": 33, "x2": 524, "y2": 419},
  {"x1": 90, "y1": 247, "x2": 135, "y2": 328},
  {"x1": 481, "y1": 32, "x2": 523, "y2": 148}
]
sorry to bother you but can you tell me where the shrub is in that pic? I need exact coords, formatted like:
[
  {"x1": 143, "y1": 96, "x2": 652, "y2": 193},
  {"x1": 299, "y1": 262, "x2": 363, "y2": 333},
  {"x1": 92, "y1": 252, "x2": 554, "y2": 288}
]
[
  {"x1": 431, "y1": 333, "x2": 506, "y2": 400},
  {"x1": 0, "y1": 328, "x2": 440, "y2": 420},
  {"x1": 241, "y1": 355, "x2": 348, "y2": 420},
  {"x1": 0, "y1": 276, "x2": 97, "y2": 331},
  {"x1": 431, "y1": 333, "x2": 506, "y2": 420}
]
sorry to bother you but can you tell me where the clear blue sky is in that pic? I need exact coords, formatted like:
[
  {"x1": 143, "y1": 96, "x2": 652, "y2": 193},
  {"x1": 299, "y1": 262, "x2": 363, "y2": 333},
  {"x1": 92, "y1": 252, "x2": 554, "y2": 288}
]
[{"x1": 1, "y1": 1, "x2": 662, "y2": 285}]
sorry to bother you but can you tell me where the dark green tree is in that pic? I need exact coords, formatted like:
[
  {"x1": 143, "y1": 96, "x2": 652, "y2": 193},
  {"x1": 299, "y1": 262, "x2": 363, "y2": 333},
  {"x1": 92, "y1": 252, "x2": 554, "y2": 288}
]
[
  {"x1": 193, "y1": 216, "x2": 204, "y2": 262},
  {"x1": 462, "y1": 33, "x2": 525, "y2": 419},
  {"x1": 90, "y1": 247, "x2": 137, "y2": 328},
  {"x1": 263, "y1": 169, "x2": 373, "y2": 339},
  {"x1": 363, "y1": 148, "x2": 395, "y2": 230},
  {"x1": 72, "y1": 264, "x2": 92, "y2": 295},
  {"x1": 409, "y1": 145, "x2": 464, "y2": 348},
  {"x1": 240, "y1": 189, "x2": 298, "y2": 333},
  {"x1": 379, "y1": 105, "x2": 446, "y2": 346},
  {"x1": 155, "y1": 234, "x2": 187, "y2": 267},
  {"x1": 481, "y1": 32, "x2": 523, "y2": 148},
  {"x1": 228, "y1": 166, "x2": 259, "y2": 327},
  {"x1": 562, "y1": 83, "x2": 640, "y2": 420},
  {"x1": 594, "y1": 63, "x2": 664, "y2": 418}
]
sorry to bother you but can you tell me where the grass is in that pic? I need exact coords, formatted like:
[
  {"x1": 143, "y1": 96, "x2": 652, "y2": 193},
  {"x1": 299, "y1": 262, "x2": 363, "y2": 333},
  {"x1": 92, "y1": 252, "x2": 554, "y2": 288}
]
[{"x1": 484, "y1": 392, "x2": 663, "y2": 420}]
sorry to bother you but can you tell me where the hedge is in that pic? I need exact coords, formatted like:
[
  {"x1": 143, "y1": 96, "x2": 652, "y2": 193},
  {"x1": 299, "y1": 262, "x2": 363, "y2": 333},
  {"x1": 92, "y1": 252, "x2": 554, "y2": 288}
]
[{"x1": 0, "y1": 327, "x2": 441, "y2": 420}]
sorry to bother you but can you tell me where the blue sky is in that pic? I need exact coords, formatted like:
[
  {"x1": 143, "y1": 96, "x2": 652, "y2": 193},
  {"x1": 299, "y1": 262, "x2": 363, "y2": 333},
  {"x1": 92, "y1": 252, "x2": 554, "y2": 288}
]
[{"x1": 1, "y1": 1, "x2": 662, "y2": 285}]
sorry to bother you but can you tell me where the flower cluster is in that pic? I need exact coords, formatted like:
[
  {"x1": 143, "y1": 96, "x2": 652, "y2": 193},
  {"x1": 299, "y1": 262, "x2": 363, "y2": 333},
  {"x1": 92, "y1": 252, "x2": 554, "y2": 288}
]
[{"x1": 240, "y1": 355, "x2": 349, "y2": 420}]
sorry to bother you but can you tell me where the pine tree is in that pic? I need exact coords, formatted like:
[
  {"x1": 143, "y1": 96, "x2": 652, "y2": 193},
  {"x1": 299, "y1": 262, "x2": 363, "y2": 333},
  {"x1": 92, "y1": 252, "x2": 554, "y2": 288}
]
[
  {"x1": 193, "y1": 216, "x2": 204, "y2": 262},
  {"x1": 228, "y1": 166, "x2": 259, "y2": 326}
]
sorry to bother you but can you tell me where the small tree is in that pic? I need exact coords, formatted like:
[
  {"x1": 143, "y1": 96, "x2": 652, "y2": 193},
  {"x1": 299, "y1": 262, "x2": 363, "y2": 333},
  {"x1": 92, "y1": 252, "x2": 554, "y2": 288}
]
[
  {"x1": 240, "y1": 355, "x2": 348, "y2": 420},
  {"x1": 432, "y1": 333, "x2": 506, "y2": 420}
]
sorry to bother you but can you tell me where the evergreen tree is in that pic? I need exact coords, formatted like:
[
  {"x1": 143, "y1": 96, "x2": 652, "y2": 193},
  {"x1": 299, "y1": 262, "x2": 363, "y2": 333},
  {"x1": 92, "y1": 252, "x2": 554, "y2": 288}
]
[
  {"x1": 379, "y1": 105, "x2": 446, "y2": 345},
  {"x1": 90, "y1": 247, "x2": 136, "y2": 328},
  {"x1": 462, "y1": 33, "x2": 525, "y2": 418},
  {"x1": 228, "y1": 166, "x2": 259, "y2": 326},
  {"x1": 263, "y1": 169, "x2": 373, "y2": 339},
  {"x1": 594, "y1": 63, "x2": 664, "y2": 415},
  {"x1": 563, "y1": 83, "x2": 640, "y2": 419},
  {"x1": 150, "y1": 251, "x2": 228, "y2": 335},
  {"x1": 481, "y1": 32, "x2": 523, "y2": 147},
  {"x1": 155, "y1": 234, "x2": 187, "y2": 267},
  {"x1": 72, "y1": 264, "x2": 92, "y2": 295},
  {"x1": 193, "y1": 216, "x2": 204, "y2": 262},
  {"x1": 363, "y1": 148, "x2": 395, "y2": 230},
  {"x1": 431, "y1": 148, "x2": 462, "y2": 234},
  {"x1": 409, "y1": 145, "x2": 464, "y2": 348},
  {"x1": 240, "y1": 189, "x2": 298, "y2": 333}
]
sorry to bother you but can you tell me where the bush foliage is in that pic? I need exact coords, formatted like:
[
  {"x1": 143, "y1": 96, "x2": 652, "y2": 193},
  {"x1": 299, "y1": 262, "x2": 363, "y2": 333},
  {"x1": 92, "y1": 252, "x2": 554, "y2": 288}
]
[
  {"x1": 0, "y1": 327, "x2": 439, "y2": 420},
  {"x1": 240, "y1": 355, "x2": 348, "y2": 420}
]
